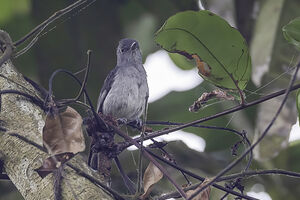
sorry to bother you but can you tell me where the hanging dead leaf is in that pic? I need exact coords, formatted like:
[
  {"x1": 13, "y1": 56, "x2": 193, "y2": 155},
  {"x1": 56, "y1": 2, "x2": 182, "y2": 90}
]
[
  {"x1": 189, "y1": 88, "x2": 235, "y2": 112},
  {"x1": 35, "y1": 152, "x2": 74, "y2": 178},
  {"x1": 186, "y1": 179, "x2": 211, "y2": 200},
  {"x1": 140, "y1": 162, "x2": 163, "y2": 199},
  {"x1": 43, "y1": 106, "x2": 85, "y2": 155}
]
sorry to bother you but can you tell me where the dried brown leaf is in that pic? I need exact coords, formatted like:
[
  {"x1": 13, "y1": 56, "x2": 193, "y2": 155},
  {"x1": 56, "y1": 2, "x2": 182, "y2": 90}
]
[
  {"x1": 35, "y1": 152, "x2": 74, "y2": 178},
  {"x1": 186, "y1": 179, "x2": 211, "y2": 200},
  {"x1": 43, "y1": 106, "x2": 85, "y2": 155},
  {"x1": 189, "y1": 88, "x2": 235, "y2": 112},
  {"x1": 140, "y1": 162, "x2": 163, "y2": 199}
]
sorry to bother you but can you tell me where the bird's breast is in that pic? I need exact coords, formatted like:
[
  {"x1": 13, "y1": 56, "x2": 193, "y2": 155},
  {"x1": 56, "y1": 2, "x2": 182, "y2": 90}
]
[{"x1": 102, "y1": 69, "x2": 147, "y2": 120}]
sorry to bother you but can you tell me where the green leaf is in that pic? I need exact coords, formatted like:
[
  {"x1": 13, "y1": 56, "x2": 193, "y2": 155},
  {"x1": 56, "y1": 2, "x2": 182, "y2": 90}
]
[
  {"x1": 169, "y1": 53, "x2": 195, "y2": 70},
  {"x1": 154, "y1": 10, "x2": 251, "y2": 90},
  {"x1": 282, "y1": 17, "x2": 300, "y2": 50}
]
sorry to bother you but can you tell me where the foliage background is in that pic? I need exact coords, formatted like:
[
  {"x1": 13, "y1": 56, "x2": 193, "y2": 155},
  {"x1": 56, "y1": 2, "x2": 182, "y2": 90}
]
[{"x1": 1, "y1": 0, "x2": 300, "y2": 199}]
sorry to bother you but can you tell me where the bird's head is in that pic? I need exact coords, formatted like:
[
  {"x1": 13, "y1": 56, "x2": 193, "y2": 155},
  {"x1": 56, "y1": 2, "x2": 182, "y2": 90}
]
[{"x1": 117, "y1": 38, "x2": 142, "y2": 66}]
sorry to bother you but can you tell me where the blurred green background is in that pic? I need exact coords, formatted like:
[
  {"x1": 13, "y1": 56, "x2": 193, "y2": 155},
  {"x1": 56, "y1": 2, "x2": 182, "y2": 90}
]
[{"x1": 1, "y1": 0, "x2": 300, "y2": 199}]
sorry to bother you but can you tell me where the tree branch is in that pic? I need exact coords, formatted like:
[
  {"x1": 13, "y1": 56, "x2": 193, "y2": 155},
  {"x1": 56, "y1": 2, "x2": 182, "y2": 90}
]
[
  {"x1": 146, "y1": 150, "x2": 257, "y2": 200},
  {"x1": 129, "y1": 82, "x2": 300, "y2": 146}
]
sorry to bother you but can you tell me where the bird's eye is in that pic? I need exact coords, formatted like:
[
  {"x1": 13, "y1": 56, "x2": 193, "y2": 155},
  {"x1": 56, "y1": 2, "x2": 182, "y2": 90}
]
[{"x1": 121, "y1": 48, "x2": 127, "y2": 53}]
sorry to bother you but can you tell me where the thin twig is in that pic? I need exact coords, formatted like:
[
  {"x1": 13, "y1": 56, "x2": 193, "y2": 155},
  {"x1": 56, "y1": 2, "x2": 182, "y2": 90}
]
[
  {"x1": 187, "y1": 61, "x2": 300, "y2": 200},
  {"x1": 70, "y1": 100, "x2": 91, "y2": 109},
  {"x1": 114, "y1": 157, "x2": 136, "y2": 194},
  {"x1": 46, "y1": 68, "x2": 107, "y2": 129},
  {"x1": 129, "y1": 82, "x2": 300, "y2": 146},
  {"x1": 146, "y1": 120, "x2": 253, "y2": 167},
  {"x1": 147, "y1": 120, "x2": 244, "y2": 135},
  {"x1": 123, "y1": 121, "x2": 253, "y2": 164},
  {"x1": 67, "y1": 163, "x2": 125, "y2": 200},
  {"x1": 146, "y1": 150, "x2": 257, "y2": 200},
  {"x1": 13, "y1": 23, "x2": 48, "y2": 58},
  {"x1": 9, "y1": 133, "x2": 47, "y2": 152},
  {"x1": 137, "y1": 95, "x2": 149, "y2": 193},
  {"x1": 159, "y1": 167, "x2": 300, "y2": 200},
  {"x1": 137, "y1": 132, "x2": 145, "y2": 193},
  {"x1": 0, "y1": 74, "x2": 44, "y2": 101},
  {"x1": 147, "y1": 136, "x2": 191, "y2": 185},
  {"x1": 218, "y1": 169, "x2": 300, "y2": 182},
  {"x1": 9, "y1": 133, "x2": 125, "y2": 200},
  {"x1": 0, "y1": 90, "x2": 45, "y2": 111},
  {"x1": 160, "y1": 169, "x2": 300, "y2": 199},
  {"x1": 54, "y1": 167, "x2": 63, "y2": 200},
  {"x1": 109, "y1": 123, "x2": 188, "y2": 199},
  {"x1": 59, "y1": 50, "x2": 92, "y2": 104},
  {"x1": 13, "y1": 0, "x2": 90, "y2": 47}
]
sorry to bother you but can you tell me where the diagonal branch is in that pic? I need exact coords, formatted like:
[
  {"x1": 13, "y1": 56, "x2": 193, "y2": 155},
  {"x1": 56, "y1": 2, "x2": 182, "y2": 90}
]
[
  {"x1": 147, "y1": 150, "x2": 257, "y2": 200},
  {"x1": 187, "y1": 60, "x2": 300, "y2": 200},
  {"x1": 159, "y1": 168, "x2": 300, "y2": 200},
  {"x1": 218, "y1": 169, "x2": 300, "y2": 182},
  {"x1": 109, "y1": 123, "x2": 188, "y2": 199},
  {"x1": 9, "y1": 133, "x2": 124, "y2": 200},
  {"x1": 129, "y1": 82, "x2": 300, "y2": 146},
  {"x1": 13, "y1": 0, "x2": 92, "y2": 47}
]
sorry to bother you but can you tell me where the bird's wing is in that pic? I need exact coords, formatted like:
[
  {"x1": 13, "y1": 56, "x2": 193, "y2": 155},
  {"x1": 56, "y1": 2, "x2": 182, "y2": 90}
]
[{"x1": 96, "y1": 66, "x2": 120, "y2": 113}]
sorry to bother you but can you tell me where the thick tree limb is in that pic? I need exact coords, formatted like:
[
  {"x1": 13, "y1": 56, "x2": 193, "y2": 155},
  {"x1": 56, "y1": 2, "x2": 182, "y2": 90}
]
[{"x1": 0, "y1": 59, "x2": 113, "y2": 199}]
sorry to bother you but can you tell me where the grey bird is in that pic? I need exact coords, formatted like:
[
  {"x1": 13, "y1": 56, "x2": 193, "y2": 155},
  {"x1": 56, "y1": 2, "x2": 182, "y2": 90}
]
[
  {"x1": 97, "y1": 38, "x2": 149, "y2": 122},
  {"x1": 89, "y1": 38, "x2": 149, "y2": 170}
]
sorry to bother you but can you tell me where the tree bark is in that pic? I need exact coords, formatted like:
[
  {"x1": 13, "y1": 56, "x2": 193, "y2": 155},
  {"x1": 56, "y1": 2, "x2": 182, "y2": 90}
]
[{"x1": 0, "y1": 59, "x2": 113, "y2": 199}]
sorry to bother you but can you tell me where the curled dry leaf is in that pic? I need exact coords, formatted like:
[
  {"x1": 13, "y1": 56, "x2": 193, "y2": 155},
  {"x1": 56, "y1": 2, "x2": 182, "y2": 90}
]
[
  {"x1": 35, "y1": 152, "x2": 74, "y2": 178},
  {"x1": 140, "y1": 162, "x2": 163, "y2": 199},
  {"x1": 186, "y1": 179, "x2": 211, "y2": 200},
  {"x1": 43, "y1": 106, "x2": 85, "y2": 155},
  {"x1": 189, "y1": 88, "x2": 235, "y2": 112}
]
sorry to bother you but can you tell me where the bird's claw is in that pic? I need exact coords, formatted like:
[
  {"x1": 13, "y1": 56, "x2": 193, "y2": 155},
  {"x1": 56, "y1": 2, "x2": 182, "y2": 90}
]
[
  {"x1": 117, "y1": 118, "x2": 128, "y2": 125},
  {"x1": 128, "y1": 119, "x2": 143, "y2": 130}
]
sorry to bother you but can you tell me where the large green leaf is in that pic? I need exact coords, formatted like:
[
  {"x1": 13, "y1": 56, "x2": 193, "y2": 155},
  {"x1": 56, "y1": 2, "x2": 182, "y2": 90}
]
[
  {"x1": 169, "y1": 53, "x2": 195, "y2": 70},
  {"x1": 282, "y1": 17, "x2": 300, "y2": 50},
  {"x1": 154, "y1": 10, "x2": 251, "y2": 90}
]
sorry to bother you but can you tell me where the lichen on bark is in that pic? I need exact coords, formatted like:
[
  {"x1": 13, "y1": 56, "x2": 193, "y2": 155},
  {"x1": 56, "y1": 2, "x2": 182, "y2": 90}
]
[{"x1": 0, "y1": 59, "x2": 112, "y2": 200}]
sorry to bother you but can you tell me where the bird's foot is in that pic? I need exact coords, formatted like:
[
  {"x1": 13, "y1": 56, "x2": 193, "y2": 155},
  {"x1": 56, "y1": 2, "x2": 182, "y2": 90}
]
[
  {"x1": 128, "y1": 119, "x2": 143, "y2": 130},
  {"x1": 117, "y1": 118, "x2": 128, "y2": 126}
]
